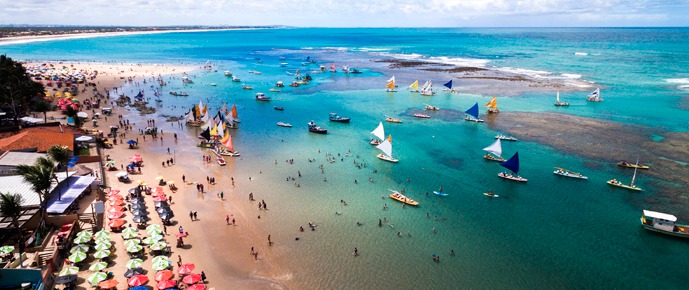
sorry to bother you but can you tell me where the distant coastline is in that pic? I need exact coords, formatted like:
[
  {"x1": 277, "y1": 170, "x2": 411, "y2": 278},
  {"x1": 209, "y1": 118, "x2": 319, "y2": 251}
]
[{"x1": 0, "y1": 26, "x2": 280, "y2": 45}]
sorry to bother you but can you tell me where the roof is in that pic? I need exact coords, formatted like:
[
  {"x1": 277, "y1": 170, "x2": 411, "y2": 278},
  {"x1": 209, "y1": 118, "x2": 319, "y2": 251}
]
[
  {"x1": 643, "y1": 210, "x2": 677, "y2": 222},
  {"x1": 0, "y1": 152, "x2": 49, "y2": 167},
  {"x1": 46, "y1": 175, "x2": 96, "y2": 214},
  {"x1": 0, "y1": 172, "x2": 73, "y2": 208},
  {"x1": 0, "y1": 130, "x2": 74, "y2": 152}
]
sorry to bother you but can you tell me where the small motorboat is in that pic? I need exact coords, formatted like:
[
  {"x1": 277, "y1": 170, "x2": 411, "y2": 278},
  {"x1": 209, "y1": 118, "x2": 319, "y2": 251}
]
[
  {"x1": 329, "y1": 113, "x2": 350, "y2": 123},
  {"x1": 269, "y1": 88, "x2": 280, "y2": 92},
  {"x1": 232, "y1": 76, "x2": 241, "y2": 82},
  {"x1": 274, "y1": 106, "x2": 284, "y2": 111},
  {"x1": 217, "y1": 156, "x2": 227, "y2": 166},
  {"x1": 255, "y1": 93, "x2": 270, "y2": 101},
  {"x1": 308, "y1": 121, "x2": 327, "y2": 134},
  {"x1": 277, "y1": 122, "x2": 292, "y2": 127},
  {"x1": 425, "y1": 104, "x2": 439, "y2": 111},
  {"x1": 275, "y1": 81, "x2": 285, "y2": 87},
  {"x1": 242, "y1": 84, "x2": 253, "y2": 90},
  {"x1": 495, "y1": 135, "x2": 517, "y2": 141},
  {"x1": 413, "y1": 113, "x2": 430, "y2": 118},
  {"x1": 224, "y1": 71, "x2": 232, "y2": 76},
  {"x1": 210, "y1": 83, "x2": 217, "y2": 86},
  {"x1": 385, "y1": 116, "x2": 402, "y2": 123}
]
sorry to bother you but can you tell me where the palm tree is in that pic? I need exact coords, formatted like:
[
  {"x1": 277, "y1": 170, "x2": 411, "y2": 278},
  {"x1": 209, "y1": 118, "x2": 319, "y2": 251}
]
[
  {"x1": 0, "y1": 192, "x2": 24, "y2": 268},
  {"x1": 16, "y1": 157, "x2": 55, "y2": 223},
  {"x1": 31, "y1": 100, "x2": 52, "y2": 123},
  {"x1": 48, "y1": 145, "x2": 70, "y2": 180}
]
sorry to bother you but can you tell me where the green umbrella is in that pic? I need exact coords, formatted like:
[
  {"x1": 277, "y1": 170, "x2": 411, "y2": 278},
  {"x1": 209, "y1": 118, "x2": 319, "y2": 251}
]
[
  {"x1": 93, "y1": 249, "x2": 111, "y2": 259},
  {"x1": 70, "y1": 244, "x2": 89, "y2": 254},
  {"x1": 68, "y1": 251, "x2": 87, "y2": 263},
  {"x1": 0, "y1": 245, "x2": 15, "y2": 255},
  {"x1": 73, "y1": 235, "x2": 91, "y2": 244},
  {"x1": 94, "y1": 230, "x2": 111, "y2": 240},
  {"x1": 95, "y1": 238, "x2": 112, "y2": 247},
  {"x1": 87, "y1": 271, "x2": 107, "y2": 285},
  {"x1": 126, "y1": 243, "x2": 143, "y2": 253},
  {"x1": 146, "y1": 224, "x2": 161, "y2": 232},
  {"x1": 125, "y1": 258, "x2": 143, "y2": 269},
  {"x1": 88, "y1": 261, "x2": 108, "y2": 271},
  {"x1": 124, "y1": 239, "x2": 140, "y2": 248},
  {"x1": 59, "y1": 266, "x2": 79, "y2": 276},
  {"x1": 146, "y1": 228, "x2": 162, "y2": 236},
  {"x1": 93, "y1": 243, "x2": 110, "y2": 251},
  {"x1": 142, "y1": 236, "x2": 160, "y2": 245},
  {"x1": 151, "y1": 260, "x2": 169, "y2": 271},
  {"x1": 151, "y1": 255, "x2": 168, "y2": 265},
  {"x1": 76, "y1": 230, "x2": 93, "y2": 239},
  {"x1": 149, "y1": 241, "x2": 167, "y2": 251},
  {"x1": 122, "y1": 228, "x2": 139, "y2": 239}
]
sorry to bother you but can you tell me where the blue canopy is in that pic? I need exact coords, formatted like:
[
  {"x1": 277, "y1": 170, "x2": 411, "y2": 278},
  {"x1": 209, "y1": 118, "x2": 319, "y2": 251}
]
[
  {"x1": 500, "y1": 152, "x2": 520, "y2": 174},
  {"x1": 443, "y1": 80, "x2": 453, "y2": 89},
  {"x1": 126, "y1": 140, "x2": 137, "y2": 145},
  {"x1": 465, "y1": 102, "x2": 480, "y2": 119}
]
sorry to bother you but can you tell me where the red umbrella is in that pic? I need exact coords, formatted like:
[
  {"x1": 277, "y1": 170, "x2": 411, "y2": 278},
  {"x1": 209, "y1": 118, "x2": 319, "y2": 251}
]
[
  {"x1": 156, "y1": 279, "x2": 177, "y2": 289},
  {"x1": 108, "y1": 206, "x2": 124, "y2": 213},
  {"x1": 108, "y1": 195, "x2": 124, "y2": 201},
  {"x1": 127, "y1": 274, "x2": 149, "y2": 287},
  {"x1": 187, "y1": 284, "x2": 207, "y2": 290},
  {"x1": 153, "y1": 196, "x2": 167, "y2": 202},
  {"x1": 177, "y1": 263, "x2": 195, "y2": 275},
  {"x1": 182, "y1": 273, "x2": 202, "y2": 284},
  {"x1": 154, "y1": 270, "x2": 174, "y2": 281},
  {"x1": 175, "y1": 232, "x2": 188, "y2": 238},
  {"x1": 107, "y1": 211, "x2": 124, "y2": 219},
  {"x1": 109, "y1": 200, "x2": 124, "y2": 206},
  {"x1": 108, "y1": 219, "x2": 126, "y2": 228},
  {"x1": 107, "y1": 189, "x2": 120, "y2": 195},
  {"x1": 98, "y1": 279, "x2": 118, "y2": 289}
]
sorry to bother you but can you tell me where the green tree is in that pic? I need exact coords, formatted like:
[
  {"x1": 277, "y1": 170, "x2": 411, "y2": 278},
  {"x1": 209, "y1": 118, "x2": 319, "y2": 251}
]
[
  {"x1": 0, "y1": 55, "x2": 45, "y2": 125},
  {"x1": 64, "y1": 106, "x2": 82, "y2": 128},
  {"x1": 31, "y1": 99, "x2": 52, "y2": 123},
  {"x1": 47, "y1": 145, "x2": 71, "y2": 179},
  {"x1": 16, "y1": 157, "x2": 55, "y2": 221},
  {"x1": 0, "y1": 192, "x2": 24, "y2": 268}
]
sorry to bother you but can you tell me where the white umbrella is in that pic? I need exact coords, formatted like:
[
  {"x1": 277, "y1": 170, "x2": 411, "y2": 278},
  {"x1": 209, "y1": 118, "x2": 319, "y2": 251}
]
[
  {"x1": 115, "y1": 171, "x2": 128, "y2": 178},
  {"x1": 75, "y1": 135, "x2": 93, "y2": 142},
  {"x1": 76, "y1": 112, "x2": 88, "y2": 118}
]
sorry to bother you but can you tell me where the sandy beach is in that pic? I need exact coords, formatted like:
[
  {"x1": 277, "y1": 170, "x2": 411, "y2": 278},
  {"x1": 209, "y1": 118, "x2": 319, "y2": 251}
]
[{"x1": 30, "y1": 61, "x2": 289, "y2": 289}]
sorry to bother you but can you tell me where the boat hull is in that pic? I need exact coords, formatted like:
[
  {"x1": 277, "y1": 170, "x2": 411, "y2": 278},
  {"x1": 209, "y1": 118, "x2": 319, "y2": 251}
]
[
  {"x1": 309, "y1": 128, "x2": 327, "y2": 134},
  {"x1": 483, "y1": 154, "x2": 505, "y2": 162},
  {"x1": 553, "y1": 170, "x2": 588, "y2": 179},
  {"x1": 377, "y1": 153, "x2": 398, "y2": 163},
  {"x1": 617, "y1": 163, "x2": 649, "y2": 169},
  {"x1": 389, "y1": 192, "x2": 418, "y2": 206},
  {"x1": 329, "y1": 118, "x2": 351, "y2": 123},
  {"x1": 498, "y1": 172, "x2": 528, "y2": 182},
  {"x1": 607, "y1": 180, "x2": 642, "y2": 191},
  {"x1": 464, "y1": 116, "x2": 484, "y2": 122},
  {"x1": 385, "y1": 118, "x2": 402, "y2": 123}
]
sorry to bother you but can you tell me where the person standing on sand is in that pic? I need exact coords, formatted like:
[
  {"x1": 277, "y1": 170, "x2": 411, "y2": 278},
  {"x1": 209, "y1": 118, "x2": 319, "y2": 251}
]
[
  {"x1": 182, "y1": 175, "x2": 185, "y2": 183},
  {"x1": 189, "y1": 211, "x2": 194, "y2": 221},
  {"x1": 226, "y1": 215, "x2": 230, "y2": 225}
]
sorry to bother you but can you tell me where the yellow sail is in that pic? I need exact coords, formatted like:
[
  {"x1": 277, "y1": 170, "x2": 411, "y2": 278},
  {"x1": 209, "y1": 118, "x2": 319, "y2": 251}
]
[
  {"x1": 386, "y1": 80, "x2": 395, "y2": 90},
  {"x1": 409, "y1": 80, "x2": 419, "y2": 90},
  {"x1": 220, "y1": 130, "x2": 230, "y2": 144},
  {"x1": 486, "y1": 96, "x2": 498, "y2": 109},
  {"x1": 387, "y1": 135, "x2": 392, "y2": 143},
  {"x1": 202, "y1": 104, "x2": 208, "y2": 116},
  {"x1": 194, "y1": 104, "x2": 200, "y2": 117},
  {"x1": 210, "y1": 123, "x2": 218, "y2": 136}
]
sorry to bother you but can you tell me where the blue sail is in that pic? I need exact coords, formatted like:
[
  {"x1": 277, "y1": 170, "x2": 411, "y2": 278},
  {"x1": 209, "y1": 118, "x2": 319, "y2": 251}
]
[
  {"x1": 465, "y1": 102, "x2": 480, "y2": 119},
  {"x1": 443, "y1": 80, "x2": 453, "y2": 89},
  {"x1": 500, "y1": 152, "x2": 520, "y2": 174}
]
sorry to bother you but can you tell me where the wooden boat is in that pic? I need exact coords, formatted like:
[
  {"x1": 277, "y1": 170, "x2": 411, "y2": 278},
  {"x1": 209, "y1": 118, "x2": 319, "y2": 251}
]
[
  {"x1": 498, "y1": 152, "x2": 527, "y2": 182},
  {"x1": 483, "y1": 139, "x2": 506, "y2": 162},
  {"x1": 388, "y1": 190, "x2": 418, "y2": 206},
  {"x1": 607, "y1": 165, "x2": 642, "y2": 191},
  {"x1": 217, "y1": 156, "x2": 227, "y2": 166},
  {"x1": 376, "y1": 137, "x2": 398, "y2": 163},
  {"x1": 586, "y1": 88, "x2": 602, "y2": 102},
  {"x1": 224, "y1": 70, "x2": 232, "y2": 77},
  {"x1": 277, "y1": 122, "x2": 292, "y2": 127},
  {"x1": 553, "y1": 167, "x2": 588, "y2": 179},
  {"x1": 370, "y1": 122, "x2": 385, "y2": 145},
  {"x1": 275, "y1": 81, "x2": 285, "y2": 87},
  {"x1": 464, "y1": 102, "x2": 484, "y2": 122},
  {"x1": 554, "y1": 91, "x2": 569, "y2": 106},
  {"x1": 483, "y1": 191, "x2": 499, "y2": 198},
  {"x1": 255, "y1": 93, "x2": 270, "y2": 101},
  {"x1": 385, "y1": 116, "x2": 402, "y2": 123},
  {"x1": 617, "y1": 161, "x2": 649, "y2": 169},
  {"x1": 385, "y1": 76, "x2": 397, "y2": 92},
  {"x1": 218, "y1": 132, "x2": 240, "y2": 157},
  {"x1": 495, "y1": 135, "x2": 517, "y2": 141},
  {"x1": 329, "y1": 113, "x2": 351, "y2": 123},
  {"x1": 425, "y1": 104, "x2": 439, "y2": 111},
  {"x1": 242, "y1": 84, "x2": 253, "y2": 90},
  {"x1": 485, "y1": 96, "x2": 500, "y2": 113},
  {"x1": 232, "y1": 76, "x2": 241, "y2": 82},
  {"x1": 274, "y1": 106, "x2": 284, "y2": 111},
  {"x1": 269, "y1": 88, "x2": 281, "y2": 92},
  {"x1": 413, "y1": 113, "x2": 430, "y2": 118},
  {"x1": 640, "y1": 210, "x2": 689, "y2": 238},
  {"x1": 308, "y1": 121, "x2": 327, "y2": 134}
]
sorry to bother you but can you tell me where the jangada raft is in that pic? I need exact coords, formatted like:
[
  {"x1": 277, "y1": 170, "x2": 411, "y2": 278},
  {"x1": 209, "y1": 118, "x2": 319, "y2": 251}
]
[
  {"x1": 498, "y1": 152, "x2": 527, "y2": 182},
  {"x1": 388, "y1": 189, "x2": 419, "y2": 206}
]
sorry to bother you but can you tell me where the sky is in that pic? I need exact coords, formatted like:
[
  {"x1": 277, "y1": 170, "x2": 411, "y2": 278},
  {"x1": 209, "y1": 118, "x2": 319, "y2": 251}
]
[{"x1": 1, "y1": 0, "x2": 688, "y2": 27}]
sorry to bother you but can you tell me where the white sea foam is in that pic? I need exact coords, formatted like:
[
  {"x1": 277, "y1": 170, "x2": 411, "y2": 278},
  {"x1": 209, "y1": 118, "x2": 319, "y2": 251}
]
[
  {"x1": 574, "y1": 52, "x2": 588, "y2": 56},
  {"x1": 352, "y1": 47, "x2": 392, "y2": 52},
  {"x1": 498, "y1": 67, "x2": 552, "y2": 79},
  {"x1": 561, "y1": 73, "x2": 582, "y2": 79},
  {"x1": 376, "y1": 52, "x2": 490, "y2": 67},
  {"x1": 665, "y1": 78, "x2": 689, "y2": 91}
]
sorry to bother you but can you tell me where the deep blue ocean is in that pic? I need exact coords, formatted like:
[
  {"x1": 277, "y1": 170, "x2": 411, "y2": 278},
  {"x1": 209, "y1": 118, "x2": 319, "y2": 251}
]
[{"x1": 3, "y1": 28, "x2": 689, "y2": 289}]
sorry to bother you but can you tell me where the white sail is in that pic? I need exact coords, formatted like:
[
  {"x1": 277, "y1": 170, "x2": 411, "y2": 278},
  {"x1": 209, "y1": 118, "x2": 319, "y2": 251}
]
[
  {"x1": 371, "y1": 122, "x2": 385, "y2": 141},
  {"x1": 483, "y1": 139, "x2": 502, "y2": 157},
  {"x1": 387, "y1": 75, "x2": 395, "y2": 83},
  {"x1": 185, "y1": 110, "x2": 195, "y2": 122},
  {"x1": 217, "y1": 123, "x2": 225, "y2": 138},
  {"x1": 631, "y1": 167, "x2": 638, "y2": 187},
  {"x1": 421, "y1": 80, "x2": 430, "y2": 91},
  {"x1": 376, "y1": 139, "x2": 393, "y2": 158},
  {"x1": 198, "y1": 100, "x2": 204, "y2": 116},
  {"x1": 556, "y1": 91, "x2": 560, "y2": 103}
]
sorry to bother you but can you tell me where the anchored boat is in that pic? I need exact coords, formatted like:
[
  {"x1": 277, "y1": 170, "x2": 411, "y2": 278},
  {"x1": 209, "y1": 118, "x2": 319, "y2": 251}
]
[
  {"x1": 388, "y1": 189, "x2": 418, "y2": 206},
  {"x1": 498, "y1": 152, "x2": 527, "y2": 182},
  {"x1": 483, "y1": 139, "x2": 506, "y2": 162},
  {"x1": 553, "y1": 167, "x2": 588, "y2": 179},
  {"x1": 640, "y1": 210, "x2": 689, "y2": 238}
]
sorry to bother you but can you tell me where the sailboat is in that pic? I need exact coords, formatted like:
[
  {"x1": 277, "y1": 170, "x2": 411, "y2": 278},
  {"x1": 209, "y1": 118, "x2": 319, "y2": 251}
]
[
  {"x1": 409, "y1": 80, "x2": 419, "y2": 92},
  {"x1": 442, "y1": 80, "x2": 457, "y2": 93},
  {"x1": 464, "y1": 102, "x2": 484, "y2": 122},
  {"x1": 485, "y1": 97, "x2": 500, "y2": 114},
  {"x1": 554, "y1": 91, "x2": 569, "y2": 106},
  {"x1": 483, "y1": 139, "x2": 505, "y2": 162},
  {"x1": 607, "y1": 161, "x2": 642, "y2": 191},
  {"x1": 218, "y1": 131, "x2": 240, "y2": 157},
  {"x1": 231, "y1": 105, "x2": 240, "y2": 123},
  {"x1": 370, "y1": 122, "x2": 385, "y2": 145},
  {"x1": 420, "y1": 80, "x2": 435, "y2": 96},
  {"x1": 498, "y1": 152, "x2": 527, "y2": 182},
  {"x1": 586, "y1": 88, "x2": 602, "y2": 102},
  {"x1": 376, "y1": 136, "x2": 398, "y2": 163},
  {"x1": 386, "y1": 76, "x2": 397, "y2": 92}
]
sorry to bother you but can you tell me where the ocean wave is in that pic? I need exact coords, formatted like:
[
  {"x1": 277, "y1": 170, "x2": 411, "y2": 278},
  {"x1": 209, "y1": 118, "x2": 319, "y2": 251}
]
[
  {"x1": 665, "y1": 78, "x2": 689, "y2": 90},
  {"x1": 498, "y1": 67, "x2": 552, "y2": 78},
  {"x1": 574, "y1": 52, "x2": 588, "y2": 56},
  {"x1": 351, "y1": 47, "x2": 392, "y2": 52},
  {"x1": 561, "y1": 73, "x2": 582, "y2": 79},
  {"x1": 376, "y1": 52, "x2": 490, "y2": 67}
]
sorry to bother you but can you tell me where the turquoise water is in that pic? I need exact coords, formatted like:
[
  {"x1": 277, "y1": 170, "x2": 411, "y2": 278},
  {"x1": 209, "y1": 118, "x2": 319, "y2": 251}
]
[{"x1": 4, "y1": 28, "x2": 689, "y2": 289}]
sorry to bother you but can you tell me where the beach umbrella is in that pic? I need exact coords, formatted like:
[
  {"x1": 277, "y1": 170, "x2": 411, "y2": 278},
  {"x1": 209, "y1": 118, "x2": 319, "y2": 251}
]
[
  {"x1": 95, "y1": 237, "x2": 112, "y2": 244},
  {"x1": 126, "y1": 243, "x2": 143, "y2": 253},
  {"x1": 108, "y1": 189, "x2": 121, "y2": 195},
  {"x1": 94, "y1": 230, "x2": 110, "y2": 239},
  {"x1": 127, "y1": 140, "x2": 137, "y2": 145},
  {"x1": 154, "y1": 201, "x2": 168, "y2": 208},
  {"x1": 156, "y1": 207, "x2": 171, "y2": 214},
  {"x1": 128, "y1": 187, "x2": 138, "y2": 194},
  {"x1": 107, "y1": 206, "x2": 124, "y2": 213},
  {"x1": 93, "y1": 249, "x2": 111, "y2": 259},
  {"x1": 187, "y1": 284, "x2": 207, "y2": 290},
  {"x1": 108, "y1": 219, "x2": 126, "y2": 228},
  {"x1": 151, "y1": 260, "x2": 169, "y2": 271},
  {"x1": 76, "y1": 230, "x2": 93, "y2": 239},
  {"x1": 108, "y1": 195, "x2": 124, "y2": 201},
  {"x1": 125, "y1": 258, "x2": 143, "y2": 269},
  {"x1": 177, "y1": 263, "x2": 195, "y2": 275},
  {"x1": 130, "y1": 286, "x2": 148, "y2": 290},
  {"x1": 88, "y1": 261, "x2": 108, "y2": 271},
  {"x1": 107, "y1": 211, "x2": 124, "y2": 219},
  {"x1": 70, "y1": 244, "x2": 89, "y2": 253},
  {"x1": 159, "y1": 212, "x2": 174, "y2": 220},
  {"x1": 68, "y1": 251, "x2": 87, "y2": 263},
  {"x1": 55, "y1": 274, "x2": 78, "y2": 285},
  {"x1": 98, "y1": 279, "x2": 118, "y2": 289},
  {"x1": 122, "y1": 227, "x2": 138, "y2": 238},
  {"x1": 183, "y1": 273, "x2": 202, "y2": 284},
  {"x1": 105, "y1": 160, "x2": 116, "y2": 167},
  {"x1": 150, "y1": 241, "x2": 168, "y2": 251},
  {"x1": 143, "y1": 235, "x2": 162, "y2": 245},
  {"x1": 109, "y1": 200, "x2": 125, "y2": 206},
  {"x1": 131, "y1": 203, "x2": 145, "y2": 210},
  {"x1": 131, "y1": 199, "x2": 146, "y2": 206},
  {"x1": 87, "y1": 272, "x2": 107, "y2": 285},
  {"x1": 152, "y1": 255, "x2": 169, "y2": 265},
  {"x1": 135, "y1": 179, "x2": 145, "y2": 185},
  {"x1": 124, "y1": 267, "x2": 145, "y2": 278},
  {"x1": 153, "y1": 196, "x2": 167, "y2": 202},
  {"x1": 59, "y1": 266, "x2": 79, "y2": 276},
  {"x1": 115, "y1": 171, "x2": 127, "y2": 178},
  {"x1": 146, "y1": 227, "x2": 162, "y2": 236},
  {"x1": 93, "y1": 243, "x2": 110, "y2": 251},
  {"x1": 155, "y1": 269, "x2": 174, "y2": 281},
  {"x1": 133, "y1": 216, "x2": 147, "y2": 223},
  {"x1": 146, "y1": 224, "x2": 161, "y2": 232},
  {"x1": 128, "y1": 274, "x2": 149, "y2": 287},
  {"x1": 167, "y1": 180, "x2": 175, "y2": 185},
  {"x1": 0, "y1": 245, "x2": 15, "y2": 255},
  {"x1": 155, "y1": 176, "x2": 164, "y2": 180},
  {"x1": 124, "y1": 239, "x2": 141, "y2": 247},
  {"x1": 156, "y1": 279, "x2": 177, "y2": 289},
  {"x1": 175, "y1": 232, "x2": 188, "y2": 238},
  {"x1": 73, "y1": 235, "x2": 91, "y2": 244}
]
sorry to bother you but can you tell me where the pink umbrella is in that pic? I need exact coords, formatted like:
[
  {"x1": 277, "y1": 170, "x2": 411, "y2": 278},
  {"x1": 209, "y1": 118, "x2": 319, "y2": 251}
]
[
  {"x1": 127, "y1": 274, "x2": 149, "y2": 287},
  {"x1": 177, "y1": 263, "x2": 195, "y2": 275},
  {"x1": 187, "y1": 284, "x2": 206, "y2": 290},
  {"x1": 182, "y1": 273, "x2": 201, "y2": 284}
]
